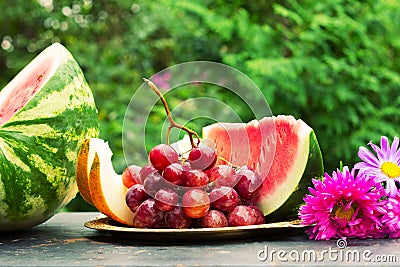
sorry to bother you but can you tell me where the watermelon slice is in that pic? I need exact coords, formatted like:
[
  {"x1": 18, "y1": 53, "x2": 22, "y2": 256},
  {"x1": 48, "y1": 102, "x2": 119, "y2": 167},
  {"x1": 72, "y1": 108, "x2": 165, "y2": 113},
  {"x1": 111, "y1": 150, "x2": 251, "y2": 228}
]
[
  {"x1": 203, "y1": 115, "x2": 323, "y2": 221},
  {"x1": 0, "y1": 43, "x2": 99, "y2": 230}
]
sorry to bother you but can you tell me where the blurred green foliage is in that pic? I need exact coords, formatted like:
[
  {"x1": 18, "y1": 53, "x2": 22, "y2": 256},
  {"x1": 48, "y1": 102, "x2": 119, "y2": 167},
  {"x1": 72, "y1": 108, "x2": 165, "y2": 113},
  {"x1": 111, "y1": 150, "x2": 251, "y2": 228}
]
[{"x1": 1, "y1": 0, "x2": 399, "y2": 211}]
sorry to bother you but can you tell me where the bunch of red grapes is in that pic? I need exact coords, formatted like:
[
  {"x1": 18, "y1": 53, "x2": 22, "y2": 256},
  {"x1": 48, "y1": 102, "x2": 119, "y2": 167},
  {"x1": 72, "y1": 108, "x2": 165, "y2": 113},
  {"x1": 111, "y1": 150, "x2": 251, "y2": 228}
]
[{"x1": 122, "y1": 142, "x2": 265, "y2": 229}]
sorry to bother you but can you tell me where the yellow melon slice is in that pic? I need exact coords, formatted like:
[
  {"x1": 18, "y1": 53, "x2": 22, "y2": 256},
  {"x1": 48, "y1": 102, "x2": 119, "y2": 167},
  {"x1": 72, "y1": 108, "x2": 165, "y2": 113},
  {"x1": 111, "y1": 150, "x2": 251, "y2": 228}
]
[
  {"x1": 76, "y1": 138, "x2": 96, "y2": 205},
  {"x1": 76, "y1": 138, "x2": 134, "y2": 226}
]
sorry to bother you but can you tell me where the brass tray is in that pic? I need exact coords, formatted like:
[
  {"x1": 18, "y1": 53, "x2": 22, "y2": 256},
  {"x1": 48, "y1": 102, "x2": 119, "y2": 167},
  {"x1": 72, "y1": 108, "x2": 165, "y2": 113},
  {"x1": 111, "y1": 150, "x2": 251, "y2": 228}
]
[{"x1": 85, "y1": 215, "x2": 309, "y2": 242}]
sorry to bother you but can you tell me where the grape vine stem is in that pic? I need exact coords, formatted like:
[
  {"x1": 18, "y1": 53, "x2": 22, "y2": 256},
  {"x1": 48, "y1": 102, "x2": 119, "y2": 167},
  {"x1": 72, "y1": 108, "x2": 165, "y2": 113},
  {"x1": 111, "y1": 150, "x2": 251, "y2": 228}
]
[
  {"x1": 143, "y1": 78, "x2": 200, "y2": 148},
  {"x1": 217, "y1": 156, "x2": 240, "y2": 169}
]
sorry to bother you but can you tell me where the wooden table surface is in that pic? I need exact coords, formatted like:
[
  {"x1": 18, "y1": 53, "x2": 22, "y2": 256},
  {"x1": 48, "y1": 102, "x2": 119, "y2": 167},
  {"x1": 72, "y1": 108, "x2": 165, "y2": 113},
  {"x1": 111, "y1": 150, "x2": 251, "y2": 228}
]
[{"x1": 0, "y1": 212, "x2": 399, "y2": 266}]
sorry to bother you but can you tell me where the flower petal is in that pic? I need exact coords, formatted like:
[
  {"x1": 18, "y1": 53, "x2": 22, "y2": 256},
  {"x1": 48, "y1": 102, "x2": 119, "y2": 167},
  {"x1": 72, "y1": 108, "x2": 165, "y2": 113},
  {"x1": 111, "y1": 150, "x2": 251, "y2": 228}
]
[
  {"x1": 391, "y1": 136, "x2": 399, "y2": 155},
  {"x1": 380, "y1": 136, "x2": 390, "y2": 155},
  {"x1": 358, "y1": 147, "x2": 381, "y2": 167},
  {"x1": 374, "y1": 174, "x2": 388, "y2": 183},
  {"x1": 369, "y1": 140, "x2": 385, "y2": 162},
  {"x1": 386, "y1": 180, "x2": 398, "y2": 197},
  {"x1": 300, "y1": 167, "x2": 386, "y2": 239}
]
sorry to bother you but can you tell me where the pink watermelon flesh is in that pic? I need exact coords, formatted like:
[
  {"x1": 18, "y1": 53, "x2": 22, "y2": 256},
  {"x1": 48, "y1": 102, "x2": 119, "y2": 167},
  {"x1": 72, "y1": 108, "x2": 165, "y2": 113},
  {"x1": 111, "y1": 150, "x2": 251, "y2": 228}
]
[
  {"x1": 0, "y1": 57, "x2": 54, "y2": 126},
  {"x1": 203, "y1": 117, "x2": 276, "y2": 181},
  {"x1": 203, "y1": 115, "x2": 314, "y2": 216}
]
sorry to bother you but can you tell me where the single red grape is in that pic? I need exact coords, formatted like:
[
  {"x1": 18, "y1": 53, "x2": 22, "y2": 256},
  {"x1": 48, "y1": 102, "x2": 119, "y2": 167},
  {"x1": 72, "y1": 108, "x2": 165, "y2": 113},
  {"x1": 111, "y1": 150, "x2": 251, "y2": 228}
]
[
  {"x1": 154, "y1": 188, "x2": 178, "y2": 211},
  {"x1": 139, "y1": 164, "x2": 157, "y2": 184},
  {"x1": 210, "y1": 186, "x2": 241, "y2": 213},
  {"x1": 228, "y1": 205, "x2": 265, "y2": 226},
  {"x1": 188, "y1": 146, "x2": 217, "y2": 170},
  {"x1": 163, "y1": 163, "x2": 185, "y2": 185},
  {"x1": 183, "y1": 169, "x2": 209, "y2": 187},
  {"x1": 208, "y1": 165, "x2": 239, "y2": 187},
  {"x1": 182, "y1": 161, "x2": 192, "y2": 171},
  {"x1": 143, "y1": 171, "x2": 166, "y2": 195},
  {"x1": 234, "y1": 166, "x2": 263, "y2": 199},
  {"x1": 133, "y1": 199, "x2": 164, "y2": 228},
  {"x1": 149, "y1": 144, "x2": 179, "y2": 171},
  {"x1": 182, "y1": 189, "x2": 210, "y2": 218},
  {"x1": 201, "y1": 210, "x2": 228, "y2": 228},
  {"x1": 122, "y1": 165, "x2": 141, "y2": 188},
  {"x1": 165, "y1": 206, "x2": 192, "y2": 229},
  {"x1": 125, "y1": 184, "x2": 149, "y2": 213}
]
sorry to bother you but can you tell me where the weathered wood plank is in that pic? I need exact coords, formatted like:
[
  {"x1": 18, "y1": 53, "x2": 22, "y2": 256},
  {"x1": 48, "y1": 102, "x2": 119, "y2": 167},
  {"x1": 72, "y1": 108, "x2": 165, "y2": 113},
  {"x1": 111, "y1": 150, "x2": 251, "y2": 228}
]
[{"x1": 0, "y1": 212, "x2": 399, "y2": 266}]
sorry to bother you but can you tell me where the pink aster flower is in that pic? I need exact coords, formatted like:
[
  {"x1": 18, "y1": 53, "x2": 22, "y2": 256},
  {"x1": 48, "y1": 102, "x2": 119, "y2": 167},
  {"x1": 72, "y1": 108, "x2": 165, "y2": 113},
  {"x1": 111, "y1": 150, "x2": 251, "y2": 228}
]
[
  {"x1": 152, "y1": 72, "x2": 172, "y2": 91},
  {"x1": 354, "y1": 136, "x2": 400, "y2": 197},
  {"x1": 299, "y1": 167, "x2": 386, "y2": 240},
  {"x1": 380, "y1": 191, "x2": 400, "y2": 238}
]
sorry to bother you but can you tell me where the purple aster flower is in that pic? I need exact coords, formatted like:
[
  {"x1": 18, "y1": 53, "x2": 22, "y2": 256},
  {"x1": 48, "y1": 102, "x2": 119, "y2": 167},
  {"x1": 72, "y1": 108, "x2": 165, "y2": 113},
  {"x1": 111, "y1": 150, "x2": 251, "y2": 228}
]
[
  {"x1": 299, "y1": 167, "x2": 386, "y2": 240},
  {"x1": 381, "y1": 191, "x2": 400, "y2": 238},
  {"x1": 354, "y1": 136, "x2": 400, "y2": 197},
  {"x1": 152, "y1": 72, "x2": 171, "y2": 91}
]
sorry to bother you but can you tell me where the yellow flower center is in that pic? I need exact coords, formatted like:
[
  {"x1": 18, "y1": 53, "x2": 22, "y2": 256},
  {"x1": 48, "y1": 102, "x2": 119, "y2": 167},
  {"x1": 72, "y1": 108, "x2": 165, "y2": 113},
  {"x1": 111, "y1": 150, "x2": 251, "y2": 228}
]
[
  {"x1": 332, "y1": 201, "x2": 357, "y2": 222},
  {"x1": 381, "y1": 162, "x2": 400, "y2": 178},
  {"x1": 334, "y1": 205, "x2": 355, "y2": 221}
]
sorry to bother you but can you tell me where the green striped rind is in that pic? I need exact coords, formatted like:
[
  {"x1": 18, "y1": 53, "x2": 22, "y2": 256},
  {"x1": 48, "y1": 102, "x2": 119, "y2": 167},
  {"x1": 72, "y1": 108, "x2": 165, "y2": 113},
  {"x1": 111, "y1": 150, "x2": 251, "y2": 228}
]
[
  {"x1": 264, "y1": 130, "x2": 324, "y2": 222},
  {"x1": 0, "y1": 44, "x2": 98, "y2": 230}
]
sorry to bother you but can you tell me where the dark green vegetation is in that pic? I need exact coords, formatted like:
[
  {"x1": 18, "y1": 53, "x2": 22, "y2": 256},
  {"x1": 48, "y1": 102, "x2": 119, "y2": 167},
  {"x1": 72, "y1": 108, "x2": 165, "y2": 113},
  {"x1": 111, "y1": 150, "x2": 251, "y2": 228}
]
[{"x1": 1, "y1": 0, "x2": 399, "y2": 211}]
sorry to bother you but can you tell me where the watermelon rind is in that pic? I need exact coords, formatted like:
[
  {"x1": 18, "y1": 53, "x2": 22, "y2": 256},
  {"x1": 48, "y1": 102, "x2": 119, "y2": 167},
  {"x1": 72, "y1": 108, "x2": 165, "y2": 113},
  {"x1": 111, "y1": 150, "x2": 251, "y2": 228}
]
[
  {"x1": 0, "y1": 43, "x2": 99, "y2": 231},
  {"x1": 263, "y1": 130, "x2": 324, "y2": 222}
]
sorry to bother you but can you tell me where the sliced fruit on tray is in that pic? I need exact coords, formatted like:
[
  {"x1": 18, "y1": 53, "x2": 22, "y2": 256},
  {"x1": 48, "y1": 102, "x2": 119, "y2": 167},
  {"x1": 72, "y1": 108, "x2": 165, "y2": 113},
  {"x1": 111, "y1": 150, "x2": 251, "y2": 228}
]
[
  {"x1": 0, "y1": 43, "x2": 98, "y2": 231},
  {"x1": 77, "y1": 79, "x2": 324, "y2": 229},
  {"x1": 203, "y1": 115, "x2": 324, "y2": 221},
  {"x1": 76, "y1": 138, "x2": 134, "y2": 226}
]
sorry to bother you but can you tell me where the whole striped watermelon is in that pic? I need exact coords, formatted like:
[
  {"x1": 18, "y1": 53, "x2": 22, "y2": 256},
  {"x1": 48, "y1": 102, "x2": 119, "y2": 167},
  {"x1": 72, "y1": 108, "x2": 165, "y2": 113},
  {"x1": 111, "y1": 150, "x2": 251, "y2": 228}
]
[{"x1": 0, "y1": 43, "x2": 99, "y2": 231}]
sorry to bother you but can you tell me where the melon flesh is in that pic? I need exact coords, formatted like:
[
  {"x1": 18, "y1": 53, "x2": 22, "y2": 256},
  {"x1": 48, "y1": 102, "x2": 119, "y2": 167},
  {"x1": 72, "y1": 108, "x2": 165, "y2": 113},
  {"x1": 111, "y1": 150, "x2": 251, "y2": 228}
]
[
  {"x1": 87, "y1": 140, "x2": 135, "y2": 226},
  {"x1": 203, "y1": 115, "x2": 323, "y2": 218}
]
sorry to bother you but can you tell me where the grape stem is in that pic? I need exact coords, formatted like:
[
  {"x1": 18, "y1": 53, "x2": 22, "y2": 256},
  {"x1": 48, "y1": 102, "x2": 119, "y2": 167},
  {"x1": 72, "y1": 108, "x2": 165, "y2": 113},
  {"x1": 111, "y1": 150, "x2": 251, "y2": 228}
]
[
  {"x1": 217, "y1": 156, "x2": 240, "y2": 169},
  {"x1": 143, "y1": 78, "x2": 201, "y2": 148}
]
